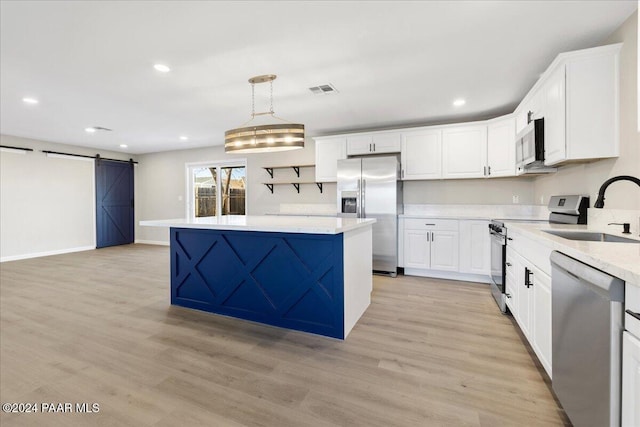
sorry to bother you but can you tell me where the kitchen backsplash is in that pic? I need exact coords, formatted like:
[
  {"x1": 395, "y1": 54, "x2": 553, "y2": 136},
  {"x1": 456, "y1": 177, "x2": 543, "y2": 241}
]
[
  {"x1": 403, "y1": 204, "x2": 549, "y2": 219},
  {"x1": 278, "y1": 203, "x2": 337, "y2": 215},
  {"x1": 588, "y1": 209, "x2": 640, "y2": 236}
]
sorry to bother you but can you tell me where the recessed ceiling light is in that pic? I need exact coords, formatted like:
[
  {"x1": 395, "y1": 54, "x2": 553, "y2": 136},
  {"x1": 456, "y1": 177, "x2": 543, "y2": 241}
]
[
  {"x1": 154, "y1": 64, "x2": 171, "y2": 73},
  {"x1": 180, "y1": 136, "x2": 188, "y2": 141},
  {"x1": 453, "y1": 99, "x2": 466, "y2": 107},
  {"x1": 119, "y1": 144, "x2": 128, "y2": 148},
  {"x1": 22, "y1": 97, "x2": 39, "y2": 104},
  {"x1": 85, "y1": 127, "x2": 97, "y2": 133}
]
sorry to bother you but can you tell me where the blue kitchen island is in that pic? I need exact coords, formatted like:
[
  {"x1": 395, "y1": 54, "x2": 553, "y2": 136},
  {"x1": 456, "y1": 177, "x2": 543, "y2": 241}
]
[{"x1": 140, "y1": 216, "x2": 375, "y2": 339}]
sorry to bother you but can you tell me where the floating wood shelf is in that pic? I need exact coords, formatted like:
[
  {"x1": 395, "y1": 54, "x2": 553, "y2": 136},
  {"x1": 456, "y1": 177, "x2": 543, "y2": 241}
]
[
  {"x1": 263, "y1": 182, "x2": 323, "y2": 194},
  {"x1": 262, "y1": 164, "x2": 315, "y2": 178}
]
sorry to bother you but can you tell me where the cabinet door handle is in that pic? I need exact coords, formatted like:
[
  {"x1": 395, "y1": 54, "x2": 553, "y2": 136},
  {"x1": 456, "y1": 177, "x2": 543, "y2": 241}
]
[
  {"x1": 626, "y1": 309, "x2": 640, "y2": 321},
  {"x1": 487, "y1": 166, "x2": 491, "y2": 175},
  {"x1": 507, "y1": 237, "x2": 513, "y2": 241},
  {"x1": 369, "y1": 143, "x2": 372, "y2": 152},
  {"x1": 506, "y1": 293, "x2": 512, "y2": 299},
  {"x1": 506, "y1": 262, "x2": 512, "y2": 267},
  {"x1": 524, "y1": 267, "x2": 533, "y2": 288},
  {"x1": 425, "y1": 223, "x2": 436, "y2": 226},
  {"x1": 426, "y1": 232, "x2": 430, "y2": 242},
  {"x1": 483, "y1": 166, "x2": 487, "y2": 176},
  {"x1": 373, "y1": 143, "x2": 376, "y2": 152},
  {"x1": 431, "y1": 232, "x2": 434, "y2": 240}
]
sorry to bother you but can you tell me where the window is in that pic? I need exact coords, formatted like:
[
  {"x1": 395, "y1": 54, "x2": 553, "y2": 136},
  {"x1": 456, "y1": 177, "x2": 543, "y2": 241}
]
[{"x1": 187, "y1": 160, "x2": 246, "y2": 218}]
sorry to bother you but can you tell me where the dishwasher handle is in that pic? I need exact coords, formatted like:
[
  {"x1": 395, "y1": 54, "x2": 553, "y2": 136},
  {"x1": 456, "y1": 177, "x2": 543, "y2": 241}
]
[{"x1": 550, "y1": 251, "x2": 624, "y2": 301}]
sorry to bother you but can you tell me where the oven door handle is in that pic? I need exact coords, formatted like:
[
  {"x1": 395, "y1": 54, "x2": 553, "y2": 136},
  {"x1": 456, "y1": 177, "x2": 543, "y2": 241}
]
[{"x1": 490, "y1": 231, "x2": 506, "y2": 244}]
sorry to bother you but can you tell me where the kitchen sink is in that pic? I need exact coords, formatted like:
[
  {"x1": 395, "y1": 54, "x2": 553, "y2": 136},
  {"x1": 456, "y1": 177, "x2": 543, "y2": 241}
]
[{"x1": 543, "y1": 230, "x2": 640, "y2": 243}]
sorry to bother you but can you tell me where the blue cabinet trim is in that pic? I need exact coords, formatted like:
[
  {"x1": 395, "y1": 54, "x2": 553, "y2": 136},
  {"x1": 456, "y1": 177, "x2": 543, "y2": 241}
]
[{"x1": 170, "y1": 228, "x2": 345, "y2": 339}]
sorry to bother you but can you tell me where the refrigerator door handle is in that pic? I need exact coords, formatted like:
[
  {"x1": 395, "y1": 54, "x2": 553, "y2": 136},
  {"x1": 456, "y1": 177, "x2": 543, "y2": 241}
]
[
  {"x1": 361, "y1": 179, "x2": 366, "y2": 217},
  {"x1": 356, "y1": 179, "x2": 362, "y2": 217}
]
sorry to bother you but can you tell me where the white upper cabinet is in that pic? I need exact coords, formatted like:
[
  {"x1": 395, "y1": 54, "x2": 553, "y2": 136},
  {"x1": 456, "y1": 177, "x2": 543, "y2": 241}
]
[
  {"x1": 314, "y1": 137, "x2": 346, "y2": 182},
  {"x1": 486, "y1": 117, "x2": 516, "y2": 177},
  {"x1": 442, "y1": 125, "x2": 487, "y2": 179},
  {"x1": 544, "y1": 44, "x2": 620, "y2": 166},
  {"x1": 515, "y1": 88, "x2": 544, "y2": 134},
  {"x1": 372, "y1": 133, "x2": 402, "y2": 153},
  {"x1": 346, "y1": 135, "x2": 372, "y2": 155},
  {"x1": 346, "y1": 132, "x2": 401, "y2": 155},
  {"x1": 542, "y1": 64, "x2": 566, "y2": 164},
  {"x1": 320, "y1": 42, "x2": 620, "y2": 179},
  {"x1": 401, "y1": 129, "x2": 442, "y2": 180}
]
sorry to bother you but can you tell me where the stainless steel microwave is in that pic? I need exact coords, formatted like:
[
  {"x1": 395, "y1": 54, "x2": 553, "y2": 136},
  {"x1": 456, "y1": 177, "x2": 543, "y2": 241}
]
[
  {"x1": 515, "y1": 118, "x2": 555, "y2": 174},
  {"x1": 516, "y1": 118, "x2": 544, "y2": 167}
]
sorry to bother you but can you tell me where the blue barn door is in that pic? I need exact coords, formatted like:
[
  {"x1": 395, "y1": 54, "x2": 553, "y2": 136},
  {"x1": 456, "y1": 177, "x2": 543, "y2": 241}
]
[{"x1": 96, "y1": 159, "x2": 134, "y2": 248}]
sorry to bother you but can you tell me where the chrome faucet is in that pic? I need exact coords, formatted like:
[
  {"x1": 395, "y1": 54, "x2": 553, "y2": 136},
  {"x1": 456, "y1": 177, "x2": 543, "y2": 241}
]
[{"x1": 594, "y1": 175, "x2": 640, "y2": 208}]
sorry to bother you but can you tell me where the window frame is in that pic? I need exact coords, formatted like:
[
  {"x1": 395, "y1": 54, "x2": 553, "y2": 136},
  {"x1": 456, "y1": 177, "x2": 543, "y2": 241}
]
[{"x1": 185, "y1": 159, "x2": 247, "y2": 219}]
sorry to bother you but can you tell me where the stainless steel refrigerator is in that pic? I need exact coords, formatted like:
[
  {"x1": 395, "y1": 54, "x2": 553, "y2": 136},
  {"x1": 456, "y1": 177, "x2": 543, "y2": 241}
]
[{"x1": 337, "y1": 156, "x2": 402, "y2": 276}]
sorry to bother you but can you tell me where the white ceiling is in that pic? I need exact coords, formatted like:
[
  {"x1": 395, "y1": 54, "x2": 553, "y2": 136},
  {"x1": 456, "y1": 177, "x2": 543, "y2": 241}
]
[{"x1": 0, "y1": 1, "x2": 637, "y2": 154}]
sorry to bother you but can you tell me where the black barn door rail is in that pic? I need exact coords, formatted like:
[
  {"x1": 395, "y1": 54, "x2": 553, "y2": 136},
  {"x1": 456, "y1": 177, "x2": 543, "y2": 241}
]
[
  {"x1": 41, "y1": 150, "x2": 137, "y2": 164},
  {"x1": 0, "y1": 145, "x2": 34, "y2": 152}
]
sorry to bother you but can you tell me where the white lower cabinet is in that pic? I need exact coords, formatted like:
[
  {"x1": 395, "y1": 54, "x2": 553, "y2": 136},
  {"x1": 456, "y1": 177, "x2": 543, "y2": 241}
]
[
  {"x1": 623, "y1": 283, "x2": 640, "y2": 427},
  {"x1": 430, "y1": 231, "x2": 459, "y2": 272},
  {"x1": 504, "y1": 252, "x2": 517, "y2": 312},
  {"x1": 507, "y1": 236, "x2": 552, "y2": 377},
  {"x1": 401, "y1": 218, "x2": 494, "y2": 280},
  {"x1": 402, "y1": 219, "x2": 458, "y2": 273},
  {"x1": 622, "y1": 331, "x2": 640, "y2": 427},
  {"x1": 458, "y1": 220, "x2": 490, "y2": 275},
  {"x1": 530, "y1": 264, "x2": 552, "y2": 375},
  {"x1": 404, "y1": 229, "x2": 430, "y2": 269}
]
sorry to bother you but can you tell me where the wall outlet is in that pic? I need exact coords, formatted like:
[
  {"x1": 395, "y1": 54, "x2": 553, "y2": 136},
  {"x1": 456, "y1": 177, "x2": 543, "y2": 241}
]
[{"x1": 512, "y1": 195, "x2": 519, "y2": 204}]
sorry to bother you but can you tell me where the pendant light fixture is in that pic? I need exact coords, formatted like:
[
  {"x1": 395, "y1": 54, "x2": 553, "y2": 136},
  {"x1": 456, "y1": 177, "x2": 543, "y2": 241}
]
[{"x1": 225, "y1": 74, "x2": 304, "y2": 153}]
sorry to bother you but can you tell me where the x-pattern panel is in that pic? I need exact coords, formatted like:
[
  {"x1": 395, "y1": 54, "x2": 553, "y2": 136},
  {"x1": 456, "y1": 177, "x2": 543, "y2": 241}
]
[
  {"x1": 170, "y1": 228, "x2": 345, "y2": 338},
  {"x1": 216, "y1": 235, "x2": 337, "y2": 317},
  {"x1": 173, "y1": 236, "x2": 223, "y2": 301}
]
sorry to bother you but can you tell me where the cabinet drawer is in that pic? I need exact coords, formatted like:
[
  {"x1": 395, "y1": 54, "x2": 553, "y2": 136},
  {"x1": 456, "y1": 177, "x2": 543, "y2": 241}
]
[
  {"x1": 403, "y1": 218, "x2": 458, "y2": 231},
  {"x1": 626, "y1": 284, "x2": 640, "y2": 339},
  {"x1": 508, "y1": 228, "x2": 553, "y2": 276}
]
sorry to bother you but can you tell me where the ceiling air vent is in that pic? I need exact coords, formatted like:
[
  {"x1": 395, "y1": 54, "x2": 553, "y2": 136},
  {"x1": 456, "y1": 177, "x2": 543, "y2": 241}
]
[{"x1": 309, "y1": 83, "x2": 338, "y2": 95}]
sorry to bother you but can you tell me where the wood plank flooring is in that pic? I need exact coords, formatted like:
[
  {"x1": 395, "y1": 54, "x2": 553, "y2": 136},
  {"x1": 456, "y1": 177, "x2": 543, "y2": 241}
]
[{"x1": 0, "y1": 244, "x2": 569, "y2": 426}]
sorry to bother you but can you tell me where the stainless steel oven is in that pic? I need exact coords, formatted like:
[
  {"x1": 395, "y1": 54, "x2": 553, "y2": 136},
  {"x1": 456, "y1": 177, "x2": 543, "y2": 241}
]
[{"x1": 489, "y1": 221, "x2": 507, "y2": 312}]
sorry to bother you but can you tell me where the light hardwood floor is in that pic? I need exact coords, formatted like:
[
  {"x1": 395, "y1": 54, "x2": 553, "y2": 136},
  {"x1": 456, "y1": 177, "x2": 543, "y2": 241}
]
[{"x1": 0, "y1": 244, "x2": 569, "y2": 426}]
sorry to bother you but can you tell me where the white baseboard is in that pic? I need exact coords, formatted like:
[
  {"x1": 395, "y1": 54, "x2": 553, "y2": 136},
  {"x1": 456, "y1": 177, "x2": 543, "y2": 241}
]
[
  {"x1": 403, "y1": 268, "x2": 491, "y2": 284},
  {"x1": 135, "y1": 239, "x2": 169, "y2": 246},
  {"x1": 0, "y1": 245, "x2": 95, "y2": 263}
]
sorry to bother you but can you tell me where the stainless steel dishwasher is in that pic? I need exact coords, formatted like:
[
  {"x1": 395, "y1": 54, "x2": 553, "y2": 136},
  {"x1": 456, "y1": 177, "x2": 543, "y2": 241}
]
[{"x1": 550, "y1": 251, "x2": 625, "y2": 427}]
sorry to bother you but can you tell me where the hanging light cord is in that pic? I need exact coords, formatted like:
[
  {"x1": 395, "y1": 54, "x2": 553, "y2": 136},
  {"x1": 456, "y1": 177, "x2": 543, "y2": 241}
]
[{"x1": 241, "y1": 79, "x2": 289, "y2": 127}]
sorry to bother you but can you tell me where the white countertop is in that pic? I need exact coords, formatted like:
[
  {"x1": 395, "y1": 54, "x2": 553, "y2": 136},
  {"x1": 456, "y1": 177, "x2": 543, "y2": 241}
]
[
  {"x1": 506, "y1": 222, "x2": 640, "y2": 286},
  {"x1": 140, "y1": 215, "x2": 376, "y2": 235}
]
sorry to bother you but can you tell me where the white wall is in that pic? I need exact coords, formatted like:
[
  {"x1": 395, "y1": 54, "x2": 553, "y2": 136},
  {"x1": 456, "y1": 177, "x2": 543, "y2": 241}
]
[
  {"x1": 533, "y1": 12, "x2": 640, "y2": 210},
  {"x1": 0, "y1": 134, "x2": 136, "y2": 261},
  {"x1": 135, "y1": 138, "x2": 337, "y2": 243}
]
